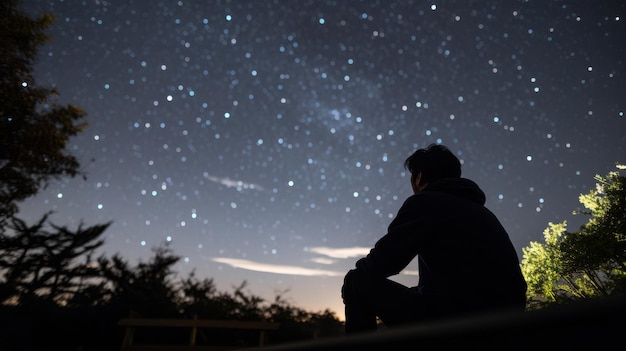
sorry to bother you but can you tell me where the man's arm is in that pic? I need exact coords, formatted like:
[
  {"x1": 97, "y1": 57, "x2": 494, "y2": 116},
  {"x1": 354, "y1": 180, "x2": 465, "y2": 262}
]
[{"x1": 355, "y1": 195, "x2": 433, "y2": 278}]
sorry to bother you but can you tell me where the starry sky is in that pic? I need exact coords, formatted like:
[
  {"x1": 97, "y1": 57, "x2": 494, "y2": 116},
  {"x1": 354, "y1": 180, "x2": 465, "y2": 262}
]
[{"x1": 19, "y1": 0, "x2": 625, "y2": 320}]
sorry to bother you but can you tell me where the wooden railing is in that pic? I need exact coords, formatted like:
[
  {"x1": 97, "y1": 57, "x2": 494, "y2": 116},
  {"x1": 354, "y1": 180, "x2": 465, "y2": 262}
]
[{"x1": 118, "y1": 316, "x2": 280, "y2": 350}]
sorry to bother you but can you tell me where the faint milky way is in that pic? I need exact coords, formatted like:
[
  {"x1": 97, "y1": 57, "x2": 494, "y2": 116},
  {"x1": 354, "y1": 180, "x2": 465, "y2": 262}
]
[{"x1": 20, "y1": 1, "x2": 625, "y2": 319}]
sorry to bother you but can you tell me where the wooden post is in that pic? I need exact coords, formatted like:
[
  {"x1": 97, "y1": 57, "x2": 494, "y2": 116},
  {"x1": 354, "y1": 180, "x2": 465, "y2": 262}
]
[
  {"x1": 120, "y1": 326, "x2": 134, "y2": 351},
  {"x1": 189, "y1": 314, "x2": 198, "y2": 346},
  {"x1": 120, "y1": 311, "x2": 140, "y2": 351}
]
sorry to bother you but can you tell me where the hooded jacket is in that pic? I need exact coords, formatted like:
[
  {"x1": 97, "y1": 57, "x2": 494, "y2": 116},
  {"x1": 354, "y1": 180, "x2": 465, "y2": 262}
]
[{"x1": 355, "y1": 177, "x2": 527, "y2": 312}]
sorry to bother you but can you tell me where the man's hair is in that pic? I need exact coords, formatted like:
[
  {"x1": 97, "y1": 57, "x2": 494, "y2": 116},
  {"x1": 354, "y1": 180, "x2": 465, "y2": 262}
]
[{"x1": 404, "y1": 143, "x2": 461, "y2": 183}]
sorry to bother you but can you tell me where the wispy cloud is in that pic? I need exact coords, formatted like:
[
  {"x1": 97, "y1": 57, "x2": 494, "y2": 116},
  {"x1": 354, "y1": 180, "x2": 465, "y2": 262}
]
[
  {"x1": 211, "y1": 246, "x2": 418, "y2": 278},
  {"x1": 204, "y1": 174, "x2": 264, "y2": 191},
  {"x1": 212, "y1": 257, "x2": 343, "y2": 277},
  {"x1": 211, "y1": 247, "x2": 371, "y2": 277},
  {"x1": 306, "y1": 246, "x2": 370, "y2": 259},
  {"x1": 309, "y1": 257, "x2": 336, "y2": 265}
]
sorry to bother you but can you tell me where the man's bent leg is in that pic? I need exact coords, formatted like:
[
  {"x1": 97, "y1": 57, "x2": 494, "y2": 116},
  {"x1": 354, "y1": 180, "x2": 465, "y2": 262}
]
[
  {"x1": 342, "y1": 269, "x2": 378, "y2": 334},
  {"x1": 343, "y1": 269, "x2": 436, "y2": 333}
]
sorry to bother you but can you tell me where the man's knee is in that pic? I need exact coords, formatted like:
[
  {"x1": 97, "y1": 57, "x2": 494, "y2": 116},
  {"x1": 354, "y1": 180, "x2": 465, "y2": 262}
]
[{"x1": 342, "y1": 269, "x2": 371, "y2": 303}]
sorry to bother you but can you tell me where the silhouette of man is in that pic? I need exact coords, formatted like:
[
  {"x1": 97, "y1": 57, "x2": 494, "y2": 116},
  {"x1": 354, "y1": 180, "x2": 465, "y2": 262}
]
[{"x1": 342, "y1": 143, "x2": 527, "y2": 333}]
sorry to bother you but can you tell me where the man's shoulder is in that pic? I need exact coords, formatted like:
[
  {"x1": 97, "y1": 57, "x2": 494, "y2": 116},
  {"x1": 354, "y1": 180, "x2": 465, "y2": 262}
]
[
  {"x1": 423, "y1": 178, "x2": 487, "y2": 205},
  {"x1": 398, "y1": 192, "x2": 445, "y2": 211},
  {"x1": 405, "y1": 189, "x2": 452, "y2": 202}
]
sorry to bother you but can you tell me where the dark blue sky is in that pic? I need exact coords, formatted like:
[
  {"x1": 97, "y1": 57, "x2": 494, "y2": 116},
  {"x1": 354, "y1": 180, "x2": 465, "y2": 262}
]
[{"x1": 20, "y1": 0, "x2": 625, "y2": 319}]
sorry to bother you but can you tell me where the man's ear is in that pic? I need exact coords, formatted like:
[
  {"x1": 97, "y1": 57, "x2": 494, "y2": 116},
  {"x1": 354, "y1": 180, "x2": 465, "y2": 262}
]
[
  {"x1": 412, "y1": 172, "x2": 429, "y2": 193},
  {"x1": 413, "y1": 172, "x2": 422, "y2": 186},
  {"x1": 411, "y1": 172, "x2": 422, "y2": 193}
]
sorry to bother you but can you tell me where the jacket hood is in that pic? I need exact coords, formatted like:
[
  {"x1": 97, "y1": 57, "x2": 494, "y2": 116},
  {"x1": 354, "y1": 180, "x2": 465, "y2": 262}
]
[{"x1": 423, "y1": 177, "x2": 486, "y2": 205}]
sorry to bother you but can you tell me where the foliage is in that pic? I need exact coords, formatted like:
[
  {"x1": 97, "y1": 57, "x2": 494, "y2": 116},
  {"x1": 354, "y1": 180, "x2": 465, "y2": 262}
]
[
  {"x1": 0, "y1": 213, "x2": 110, "y2": 305},
  {"x1": 0, "y1": 0, "x2": 87, "y2": 225},
  {"x1": 96, "y1": 245, "x2": 181, "y2": 317},
  {"x1": 521, "y1": 164, "x2": 626, "y2": 309}
]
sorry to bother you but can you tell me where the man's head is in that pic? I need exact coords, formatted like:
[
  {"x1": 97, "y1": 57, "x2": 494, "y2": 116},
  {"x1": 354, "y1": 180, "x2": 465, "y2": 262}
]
[{"x1": 404, "y1": 143, "x2": 461, "y2": 193}]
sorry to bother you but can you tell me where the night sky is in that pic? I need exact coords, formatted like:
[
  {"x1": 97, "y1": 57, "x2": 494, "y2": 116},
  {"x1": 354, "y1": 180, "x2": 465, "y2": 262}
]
[{"x1": 20, "y1": 0, "x2": 625, "y2": 320}]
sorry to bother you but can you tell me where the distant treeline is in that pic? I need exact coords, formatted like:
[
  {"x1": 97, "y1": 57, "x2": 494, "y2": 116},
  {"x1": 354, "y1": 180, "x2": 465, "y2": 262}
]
[{"x1": 0, "y1": 215, "x2": 343, "y2": 350}]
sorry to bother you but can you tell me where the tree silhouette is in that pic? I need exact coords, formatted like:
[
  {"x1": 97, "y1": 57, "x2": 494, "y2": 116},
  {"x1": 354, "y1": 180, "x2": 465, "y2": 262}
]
[
  {"x1": 0, "y1": 0, "x2": 88, "y2": 224},
  {"x1": 0, "y1": 213, "x2": 110, "y2": 305},
  {"x1": 97, "y1": 245, "x2": 181, "y2": 317}
]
